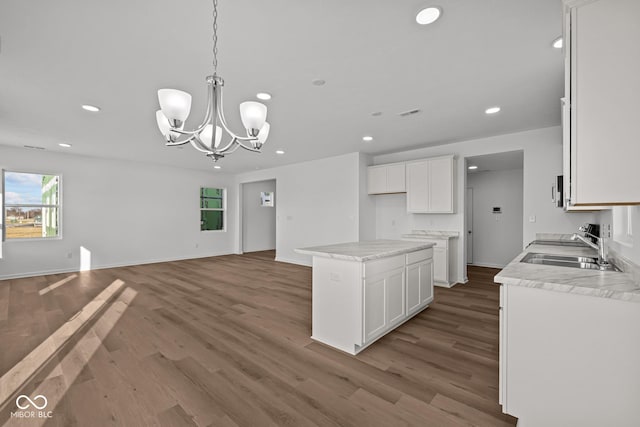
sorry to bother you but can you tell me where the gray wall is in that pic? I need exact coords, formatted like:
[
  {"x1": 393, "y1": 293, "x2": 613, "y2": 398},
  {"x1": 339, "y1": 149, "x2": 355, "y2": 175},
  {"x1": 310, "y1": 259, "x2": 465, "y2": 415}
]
[
  {"x1": 242, "y1": 180, "x2": 276, "y2": 253},
  {"x1": 467, "y1": 169, "x2": 524, "y2": 268}
]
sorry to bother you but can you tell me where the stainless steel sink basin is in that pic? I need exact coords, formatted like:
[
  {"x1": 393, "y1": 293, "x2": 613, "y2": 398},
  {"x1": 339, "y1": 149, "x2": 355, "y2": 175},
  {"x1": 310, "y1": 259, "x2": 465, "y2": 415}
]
[
  {"x1": 520, "y1": 252, "x2": 621, "y2": 271},
  {"x1": 528, "y1": 239, "x2": 590, "y2": 248}
]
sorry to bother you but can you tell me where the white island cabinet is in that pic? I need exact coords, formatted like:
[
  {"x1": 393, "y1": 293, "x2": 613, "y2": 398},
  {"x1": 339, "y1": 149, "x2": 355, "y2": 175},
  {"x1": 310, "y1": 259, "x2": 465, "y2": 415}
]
[{"x1": 296, "y1": 240, "x2": 434, "y2": 355}]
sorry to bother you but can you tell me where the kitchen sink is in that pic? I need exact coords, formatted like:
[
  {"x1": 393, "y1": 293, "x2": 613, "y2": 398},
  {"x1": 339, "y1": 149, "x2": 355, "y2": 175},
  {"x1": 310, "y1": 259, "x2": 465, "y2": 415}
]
[
  {"x1": 520, "y1": 252, "x2": 621, "y2": 271},
  {"x1": 528, "y1": 239, "x2": 590, "y2": 248}
]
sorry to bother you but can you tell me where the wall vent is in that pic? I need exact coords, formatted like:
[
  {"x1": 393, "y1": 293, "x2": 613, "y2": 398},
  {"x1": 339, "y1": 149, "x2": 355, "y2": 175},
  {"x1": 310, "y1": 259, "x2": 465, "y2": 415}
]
[{"x1": 398, "y1": 109, "x2": 421, "y2": 117}]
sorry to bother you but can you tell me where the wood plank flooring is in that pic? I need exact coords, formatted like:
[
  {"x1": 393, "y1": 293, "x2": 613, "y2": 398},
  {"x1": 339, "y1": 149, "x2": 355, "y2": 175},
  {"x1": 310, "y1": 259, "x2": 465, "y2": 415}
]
[{"x1": 0, "y1": 252, "x2": 516, "y2": 426}]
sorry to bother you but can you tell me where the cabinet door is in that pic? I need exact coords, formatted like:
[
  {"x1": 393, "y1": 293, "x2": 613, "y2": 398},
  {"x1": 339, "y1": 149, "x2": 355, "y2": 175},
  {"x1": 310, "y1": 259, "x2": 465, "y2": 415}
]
[
  {"x1": 386, "y1": 269, "x2": 405, "y2": 327},
  {"x1": 406, "y1": 263, "x2": 421, "y2": 314},
  {"x1": 433, "y1": 247, "x2": 447, "y2": 283},
  {"x1": 364, "y1": 276, "x2": 386, "y2": 342},
  {"x1": 367, "y1": 167, "x2": 387, "y2": 195},
  {"x1": 571, "y1": 0, "x2": 640, "y2": 204},
  {"x1": 429, "y1": 157, "x2": 454, "y2": 212},
  {"x1": 386, "y1": 164, "x2": 406, "y2": 193},
  {"x1": 406, "y1": 161, "x2": 429, "y2": 212},
  {"x1": 420, "y1": 259, "x2": 434, "y2": 305}
]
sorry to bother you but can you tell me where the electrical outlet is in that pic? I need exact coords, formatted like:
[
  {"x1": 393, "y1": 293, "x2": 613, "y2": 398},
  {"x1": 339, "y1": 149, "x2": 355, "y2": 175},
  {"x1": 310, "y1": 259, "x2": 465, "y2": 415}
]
[
  {"x1": 529, "y1": 215, "x2": 536, "y2": 223},
  {"x1": 195, "y1": 243, "x2": 199, "y2": 248},
  {"x1": 67, "y1": 252, "x2": 72, "y2": 259}
]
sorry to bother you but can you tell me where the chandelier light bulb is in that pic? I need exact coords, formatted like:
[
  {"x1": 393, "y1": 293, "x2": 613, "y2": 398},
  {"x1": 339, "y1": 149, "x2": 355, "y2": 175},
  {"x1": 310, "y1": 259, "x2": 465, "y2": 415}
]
[
  {"x1": 239, "y1": 102, "x2": 267, "y2": 136},
  {"x1": 158, "y1": 89, "x2": 192, "y2": 123},
  {"x1": 257, "y1": 122, "x2": 270, "y2": 145},
  {"x1": 200, "y1": 124, "x2": 223, "y2": 149}
]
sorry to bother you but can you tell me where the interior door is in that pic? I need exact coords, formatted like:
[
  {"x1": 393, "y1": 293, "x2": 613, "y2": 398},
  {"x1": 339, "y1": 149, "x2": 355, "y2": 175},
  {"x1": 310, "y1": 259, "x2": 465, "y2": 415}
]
[{"x1": 466, "y1": 187, "x2": 473, "y2": 264}]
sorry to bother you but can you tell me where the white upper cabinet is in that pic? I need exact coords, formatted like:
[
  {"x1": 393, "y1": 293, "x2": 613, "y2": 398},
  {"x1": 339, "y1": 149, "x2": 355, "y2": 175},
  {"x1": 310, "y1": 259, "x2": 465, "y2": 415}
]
[
  {"x1": 564, "y1": 0, "x2": 640, "y2": 206},
  {"x1": 406, "y1": 155, "x2": 456, "y2": 214},
  {"x1": 367, "y1": 163, "x2": 406, "y2": 194}
]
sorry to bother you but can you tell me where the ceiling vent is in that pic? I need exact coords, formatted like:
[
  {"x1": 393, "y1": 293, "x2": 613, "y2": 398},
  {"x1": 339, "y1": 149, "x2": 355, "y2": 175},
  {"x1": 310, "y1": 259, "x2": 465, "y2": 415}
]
[
  {"x1": 398, "y1": 109, "x2": 421, "y2": 117},
  {"x1": 23, "y1": 145, "x2": 45, "y2": 150}
]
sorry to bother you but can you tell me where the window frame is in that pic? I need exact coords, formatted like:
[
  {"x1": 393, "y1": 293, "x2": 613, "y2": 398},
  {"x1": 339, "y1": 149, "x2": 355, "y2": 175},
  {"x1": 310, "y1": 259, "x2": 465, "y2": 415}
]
[
  {"x1": 2, "y1": 169, "x2": 63, "y2": 242},
  {"x1": 199, "y1": 186, "x2": 226, "y2": 233}
]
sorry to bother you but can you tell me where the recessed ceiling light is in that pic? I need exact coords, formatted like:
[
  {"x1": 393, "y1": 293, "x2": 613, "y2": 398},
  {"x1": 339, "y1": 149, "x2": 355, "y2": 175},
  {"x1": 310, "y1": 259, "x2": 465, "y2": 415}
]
[
  {"x1": 81, "y1": 104, "x2": 100, "y2": 112},
  {"x1": 416, "y1": 7, "x2": 442, "y2": 25},
  {"x1": 552, "y1": 37, "x2": 563, "y2": 49},
  {"x1": 58, "y1": 143, "x2": 72, "y2": 148},
  {"x1": 213, "y1": 165, "x2": 221, "y2": 169},
  {"x1": 485, "y1": 106, "x2": 501, "y2": 115},
  {"x1": 312, "y1": 79, "x2": 326, "y2": 86},
  {"x1": 276, "y1": 150, "x2": 285, "y2": 154},
  {"x1": 256, "y1": 92, "x2": 271, "y2": 100},
  {"x1": 362, "y1": 136, "x2": 374, "y2": 142},
  {"x1": 468, "y1": 165, "x2": 478, "y2": 170}
]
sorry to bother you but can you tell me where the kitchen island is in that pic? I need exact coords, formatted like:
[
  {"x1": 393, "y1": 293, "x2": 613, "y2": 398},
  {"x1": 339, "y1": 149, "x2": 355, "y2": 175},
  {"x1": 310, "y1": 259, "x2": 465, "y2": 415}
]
[{"x1": 295, "y1": 240, "x2": 434, "y2": 355}]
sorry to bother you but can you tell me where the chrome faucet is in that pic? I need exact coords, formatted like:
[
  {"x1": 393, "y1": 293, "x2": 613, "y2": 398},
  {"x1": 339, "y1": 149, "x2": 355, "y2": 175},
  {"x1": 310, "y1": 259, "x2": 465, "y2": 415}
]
[{"x1": 571, "y1": 225, "x2": 610, "y2": 268}]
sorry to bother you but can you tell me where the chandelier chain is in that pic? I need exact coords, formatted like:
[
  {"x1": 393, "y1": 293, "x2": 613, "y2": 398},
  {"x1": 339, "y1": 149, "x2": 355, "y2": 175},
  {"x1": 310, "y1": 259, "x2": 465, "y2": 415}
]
[{"x1": 212, "y1": 0, "x2": 218, "y2": 74}]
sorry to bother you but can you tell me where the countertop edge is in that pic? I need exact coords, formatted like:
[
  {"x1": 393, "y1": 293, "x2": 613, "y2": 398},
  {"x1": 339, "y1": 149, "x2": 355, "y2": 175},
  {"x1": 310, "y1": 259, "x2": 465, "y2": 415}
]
[
  {"x1": 495, "y1": 245, "x2": 640, "y2": 304},
  {"x1": 295, "y1": 242, "x2": 434, "y2": 262}
]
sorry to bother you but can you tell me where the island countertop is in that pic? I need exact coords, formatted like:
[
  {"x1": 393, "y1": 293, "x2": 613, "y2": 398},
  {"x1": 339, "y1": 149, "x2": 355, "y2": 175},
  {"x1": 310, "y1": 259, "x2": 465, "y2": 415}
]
[
  {"x1": 295, "y1": 239, "x2": 434, "y2": 262},
  {"x1": 495, "y1": 243, "x2": 640, "y2": 303}
]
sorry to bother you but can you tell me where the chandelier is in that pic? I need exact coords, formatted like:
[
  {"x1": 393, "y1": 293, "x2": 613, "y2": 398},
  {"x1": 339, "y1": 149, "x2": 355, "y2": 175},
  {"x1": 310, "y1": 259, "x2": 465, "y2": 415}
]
[{"x1": 155, "y1": 0, "x2": 270, "y2": 162}]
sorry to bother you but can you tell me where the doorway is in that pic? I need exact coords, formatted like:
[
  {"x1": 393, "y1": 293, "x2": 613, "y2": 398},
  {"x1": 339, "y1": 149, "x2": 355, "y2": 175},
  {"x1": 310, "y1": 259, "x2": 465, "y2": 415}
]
[
  {"x1": 241, "y1": 179, "x2": 276, "y2": 256},
  {"x1": 465, "y1": 151, "x2": 524, "y2": 269}
]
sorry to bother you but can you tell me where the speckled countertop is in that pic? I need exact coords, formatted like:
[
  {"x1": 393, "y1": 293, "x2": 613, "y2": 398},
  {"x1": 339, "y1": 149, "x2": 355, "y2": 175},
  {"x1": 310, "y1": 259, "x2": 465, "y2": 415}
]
[
  {"x1": 495, "y1": 243, "x2": 640, "y2": 303},
  {"x1": 295, "y1": 240, "x2": 434, "y2": 262},
  {"x1": 402, "y1": 230, "x2": 460, "y2": 239}
]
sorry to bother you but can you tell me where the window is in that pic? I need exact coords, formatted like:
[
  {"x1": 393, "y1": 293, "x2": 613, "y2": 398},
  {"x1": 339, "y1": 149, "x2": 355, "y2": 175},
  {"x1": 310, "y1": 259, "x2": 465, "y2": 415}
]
[
  {"x1": 200, "y1": 187, "x2": 225, "y2": 231},
  {"x1": 3, "y1": 171, "x2": 61, "y2": 240}
]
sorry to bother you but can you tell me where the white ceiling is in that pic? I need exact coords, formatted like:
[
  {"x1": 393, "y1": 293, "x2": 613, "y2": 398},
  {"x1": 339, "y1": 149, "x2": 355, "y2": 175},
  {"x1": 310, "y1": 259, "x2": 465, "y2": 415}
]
[
  {"x1": 466, "y1": 150, "x2": 524, "y2": 173},
  {"x1": 0, "y1": 0, "x2": 564, "y2": 174}
]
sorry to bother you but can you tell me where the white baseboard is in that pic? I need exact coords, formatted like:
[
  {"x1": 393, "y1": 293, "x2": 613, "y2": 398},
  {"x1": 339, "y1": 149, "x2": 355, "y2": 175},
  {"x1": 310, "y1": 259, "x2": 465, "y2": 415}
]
[
  {"x1": 469, "y1": 262, "x2": 506, "y2": 269},
  {"x1": 0, "y1": 251, "x2": 234, "y2": 280},
  {"x1": 275, "y1": 256, "x2": 312, "y2": 267}
]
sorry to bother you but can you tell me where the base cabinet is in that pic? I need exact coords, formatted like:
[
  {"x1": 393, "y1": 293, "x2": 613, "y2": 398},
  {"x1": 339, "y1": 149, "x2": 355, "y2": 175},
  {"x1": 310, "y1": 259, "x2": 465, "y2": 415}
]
[
  {"x1": 406, "y1": 259, "x2": 434, "y2": 314},
  {"x1": 311, "y1": 248, "x2": 434, "y2": 355},
  {"x1": 499, "y1": 284, "x2": 640, "y2": 426}
]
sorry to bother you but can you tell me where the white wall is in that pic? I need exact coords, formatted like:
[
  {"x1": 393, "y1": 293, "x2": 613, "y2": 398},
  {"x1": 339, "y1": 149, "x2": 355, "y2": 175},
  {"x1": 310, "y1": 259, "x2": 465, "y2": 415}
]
[
  {"x1": 241, "y1": 180, "x2": 276, "y2": 253},
  {"x1": 235, "y1": 152, "x2": 368, "y2": 266},
  {"x1": 373, "y1": 126, "x2": 599, "y2": 283},
  {"x1": 600, "y1": 206, "x2": 640, "y2": 266},
  {"x1": 467, "y1": 169, "x2": 524, "y2": 268},
  {"x1": 0, "y1": 146, "x2": 236, "y2": 279}
]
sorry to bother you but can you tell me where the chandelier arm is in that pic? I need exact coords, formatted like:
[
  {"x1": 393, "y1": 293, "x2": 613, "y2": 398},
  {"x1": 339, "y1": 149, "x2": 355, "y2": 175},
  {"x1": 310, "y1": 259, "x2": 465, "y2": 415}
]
[
  {"x1": 165, "y1": 134, "x2": 198, "y2": 146},
  {"x1": 189, "y1": 138, "x2": 215, "y2": 154},
  {"x1": 214, "y1": 136, "x2": 239, "y2": 153},
  {"x1": 235, "y1": 139, "x2": 262, "y2": 153},
  {"x1": 218, "y1": 142, "x2": 242, "y2": 155},
  {"x1": 215, "y1": 86, "x2": 259, "y2": 142},
  {"x1": 193, "y1": 80, "x2": 215, "y2": 132}
]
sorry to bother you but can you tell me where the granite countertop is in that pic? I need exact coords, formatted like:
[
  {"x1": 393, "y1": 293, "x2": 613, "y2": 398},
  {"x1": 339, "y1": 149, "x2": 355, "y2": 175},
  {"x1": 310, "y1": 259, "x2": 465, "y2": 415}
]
[
  {"x1": 495, "y1": 243, "x2": 640, "y2": 303},
  {"x1": 402, "y1": 230, "x2": 460, "y2": 239},
  {"x1": 295, "y1": 240, "x2": 434, "y2": 262}
]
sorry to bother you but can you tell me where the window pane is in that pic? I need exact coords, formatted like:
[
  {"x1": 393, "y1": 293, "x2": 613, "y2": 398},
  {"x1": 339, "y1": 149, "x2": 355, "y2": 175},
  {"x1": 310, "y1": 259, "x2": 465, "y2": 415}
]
[
  {"x1": 5, "y1": 207, "x2": 59, "y2": 239},
  {"x1": 200, "y1": 187, "x2": 224, "y2": 209},
  {"x1": 201, "y1": 210, "x2": 224, "y2": 231},
  {"x1": 5, "y1": 172, "x2": 59, "y2": 206}
]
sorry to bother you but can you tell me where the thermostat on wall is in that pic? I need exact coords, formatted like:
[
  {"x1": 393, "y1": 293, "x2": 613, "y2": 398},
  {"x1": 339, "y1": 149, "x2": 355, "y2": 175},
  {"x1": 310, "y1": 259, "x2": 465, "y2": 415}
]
[{"x1": 492, "y1": 207, "x2": 502, "y2": 214}]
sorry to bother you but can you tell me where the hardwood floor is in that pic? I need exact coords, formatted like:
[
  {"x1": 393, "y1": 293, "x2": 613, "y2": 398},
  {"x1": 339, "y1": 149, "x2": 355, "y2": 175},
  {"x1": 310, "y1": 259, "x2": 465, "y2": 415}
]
[{"x1": 0, "y1": 254, "x2": 516, "y2": 426}]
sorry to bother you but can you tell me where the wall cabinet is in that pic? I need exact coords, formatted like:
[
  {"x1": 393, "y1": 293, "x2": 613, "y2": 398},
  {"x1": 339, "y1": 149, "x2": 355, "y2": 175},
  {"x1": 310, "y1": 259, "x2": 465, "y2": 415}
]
[
  {"x1": 367, "y1": 163, "x2": 406, "y2": 194},
  {"x1": 563, "y1": 0, "x2": 640, "y2": 206},
  {"x1": 406, "y1": 155, "x2": 455, "y2": 213}
]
